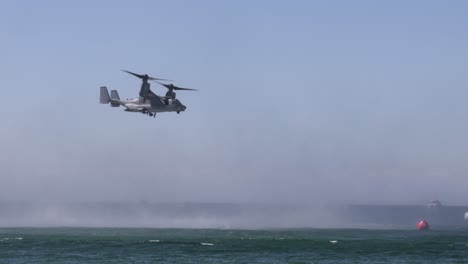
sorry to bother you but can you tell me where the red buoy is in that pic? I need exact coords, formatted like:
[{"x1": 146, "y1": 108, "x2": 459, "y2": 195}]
[{"x1": 417, "y1": 220, "x2": 430, "y2": 231}]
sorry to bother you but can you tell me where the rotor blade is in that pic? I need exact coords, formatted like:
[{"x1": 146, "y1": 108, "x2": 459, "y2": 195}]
[
  {"x1": 155, "y1": 82, "x2": 171, "y2": 89},
  {"x1": 122, "y1": 70, "x2": 171, "y2": 81},
  {"x1": 173, "y1": 87, "x2": 197, "y2": 91},
  {"x1": 155, "y1": 82, "x2": 197, "y2": 91},
  {"x1": 148, "y1": 76, "x2": 171, "y2": 81},
  {"x1": 121, "y1": 70, "x2": 145, "y2": 79}
]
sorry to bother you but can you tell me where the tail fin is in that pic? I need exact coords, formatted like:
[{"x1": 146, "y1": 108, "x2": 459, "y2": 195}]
[
  {"x1": 100, "y1": 86, "x2": 111, "y2": 104},
  {"x1": 110, "y1": 90, "x2": 120, "y2": 100}
]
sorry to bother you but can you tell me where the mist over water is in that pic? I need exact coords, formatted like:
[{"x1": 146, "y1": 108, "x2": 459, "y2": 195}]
[
  {"x1": 0, "y1": 201, "x2": 348, "y2": 229},
  {"x1": 1, "y1": 1, "x2": 468, "y2": 227}
]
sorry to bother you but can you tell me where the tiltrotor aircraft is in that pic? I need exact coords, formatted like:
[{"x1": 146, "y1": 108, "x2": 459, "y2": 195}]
[{"x1": 100, "y1": 70, "x2": 196, "y2": 117}]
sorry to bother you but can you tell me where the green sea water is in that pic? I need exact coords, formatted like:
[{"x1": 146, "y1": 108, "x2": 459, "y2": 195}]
[{"x1": 0, "y1": 228, "x2": 467, "y2": 263}]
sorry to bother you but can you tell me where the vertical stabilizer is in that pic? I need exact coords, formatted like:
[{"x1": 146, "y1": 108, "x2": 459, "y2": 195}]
[
  {"x1": 110, "y1": 90, "x2": 120, "y2": 100},
  {"x1": 100, "y1": 86, "x2": 111, "y2": 104}
]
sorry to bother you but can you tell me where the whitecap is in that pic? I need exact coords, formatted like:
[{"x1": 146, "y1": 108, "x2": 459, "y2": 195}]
[
  {"x1": 201, "y1": 242, "x2": 214, "y2": 246},
  {"x1": 148, "y1": 240, "x2": 160, "y2": 243},
  {"x1": 330, "y1": 240, "x2": 338, "y2": 244}
]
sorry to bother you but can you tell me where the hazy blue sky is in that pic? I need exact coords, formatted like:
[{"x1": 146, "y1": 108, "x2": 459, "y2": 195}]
[{"x1": 1, "y1": 0, "x2": 468, "y2": 205}]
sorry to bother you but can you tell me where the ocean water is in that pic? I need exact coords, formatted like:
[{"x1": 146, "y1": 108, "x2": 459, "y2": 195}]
[{"x1": 0, "y1": 228, "x2": 467, "y2": 263}]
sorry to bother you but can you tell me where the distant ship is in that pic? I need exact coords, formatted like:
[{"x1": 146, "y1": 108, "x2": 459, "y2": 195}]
[
  {"x1": 344, "y1": 200, "x2": 468, "y2": 227},
  {"x1": 427, "y1": 200, "x2": 442, "y2": 209}
]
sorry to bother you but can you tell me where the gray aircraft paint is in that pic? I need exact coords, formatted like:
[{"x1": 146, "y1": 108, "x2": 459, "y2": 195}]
[{"x1": 100, "y1": 86, "x2": 186, "y2": 115}]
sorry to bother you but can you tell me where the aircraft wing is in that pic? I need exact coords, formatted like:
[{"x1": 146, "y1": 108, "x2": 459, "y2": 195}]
[
  {"x1": 148, "y1": 92, "x2": 166, "y2": 107},
  {"x1": 146, "y1": 89, "x2": 158, "y2": 99},
  {"x1": 141, "y1": 86, "x2": 166, "y2": 107}
]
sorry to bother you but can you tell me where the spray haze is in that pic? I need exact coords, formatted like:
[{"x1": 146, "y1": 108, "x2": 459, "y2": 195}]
[{"x1": 1, "y1": 1, "x2": 468, "y2": 227}]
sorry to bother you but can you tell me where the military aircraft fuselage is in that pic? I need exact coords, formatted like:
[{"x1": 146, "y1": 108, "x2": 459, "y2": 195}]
[
  {"x1": 112, "y1": 98, "x2": 187, "y2": 113},
  {"x1": 100, "y1": 71, "x2": 195, "y2": 118}
]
